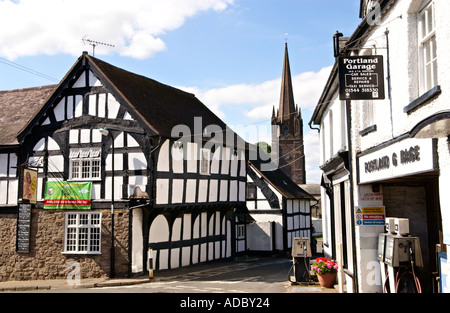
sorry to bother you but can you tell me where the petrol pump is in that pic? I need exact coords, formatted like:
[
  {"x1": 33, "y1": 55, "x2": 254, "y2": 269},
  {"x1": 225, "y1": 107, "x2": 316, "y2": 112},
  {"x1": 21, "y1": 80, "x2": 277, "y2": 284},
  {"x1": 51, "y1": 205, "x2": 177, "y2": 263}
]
[
  {"x1": 378, "y1": 218, "x2": 423, "y2": 293},
  {"x1": 289, "y1": 237, "x2": 312, "y2": 284}
]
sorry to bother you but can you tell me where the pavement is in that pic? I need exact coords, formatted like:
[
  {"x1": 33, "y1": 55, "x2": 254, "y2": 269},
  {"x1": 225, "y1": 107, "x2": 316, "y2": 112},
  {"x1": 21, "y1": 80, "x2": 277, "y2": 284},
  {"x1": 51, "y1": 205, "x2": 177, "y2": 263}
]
[{"x1": 0, "y1": 257, "x2": 338, "y2": 293}]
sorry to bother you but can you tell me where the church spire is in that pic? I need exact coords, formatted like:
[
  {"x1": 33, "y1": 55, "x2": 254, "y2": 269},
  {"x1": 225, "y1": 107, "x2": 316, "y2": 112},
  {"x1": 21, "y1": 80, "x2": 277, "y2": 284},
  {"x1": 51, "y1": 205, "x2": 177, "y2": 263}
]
[{"x1": 278, "y1": 43, "x2": 296, "y2": 123}]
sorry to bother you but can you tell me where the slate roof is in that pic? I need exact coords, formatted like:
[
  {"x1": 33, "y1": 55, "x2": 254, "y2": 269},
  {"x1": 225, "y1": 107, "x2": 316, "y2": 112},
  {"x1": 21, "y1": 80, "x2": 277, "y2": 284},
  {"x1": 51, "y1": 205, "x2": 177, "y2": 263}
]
[
  {"x1": 248, "y1": 159, "x2": 315, "y2": 200},
  {"x1": 0, "y1": 85, "x2": 57, "y2": 146}
]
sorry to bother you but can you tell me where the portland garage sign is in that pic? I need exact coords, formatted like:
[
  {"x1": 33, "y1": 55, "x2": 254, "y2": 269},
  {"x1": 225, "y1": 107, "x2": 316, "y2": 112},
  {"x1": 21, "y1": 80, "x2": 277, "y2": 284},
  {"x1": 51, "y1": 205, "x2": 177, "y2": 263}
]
[{"x1": 338, "y1": 55, "x2": 385, "y2": 100}]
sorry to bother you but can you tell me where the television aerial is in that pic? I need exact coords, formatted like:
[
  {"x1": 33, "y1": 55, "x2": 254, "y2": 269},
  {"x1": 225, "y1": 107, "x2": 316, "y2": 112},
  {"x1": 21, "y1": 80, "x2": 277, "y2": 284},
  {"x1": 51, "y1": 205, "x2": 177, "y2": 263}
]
[{"x1": 82, "y1": 36, "x2": 115, "y2": 57}]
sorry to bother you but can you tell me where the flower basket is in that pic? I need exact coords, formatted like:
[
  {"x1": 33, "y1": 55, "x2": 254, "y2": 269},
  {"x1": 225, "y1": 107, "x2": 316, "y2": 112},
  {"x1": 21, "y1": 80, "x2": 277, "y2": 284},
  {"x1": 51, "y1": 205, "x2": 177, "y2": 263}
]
[
  {"x1": 317, "y1": 272, "x2": 337, "y2": 288},
  {"x1": 311, "y1": 257, "x2": 338, "y2": 288}
]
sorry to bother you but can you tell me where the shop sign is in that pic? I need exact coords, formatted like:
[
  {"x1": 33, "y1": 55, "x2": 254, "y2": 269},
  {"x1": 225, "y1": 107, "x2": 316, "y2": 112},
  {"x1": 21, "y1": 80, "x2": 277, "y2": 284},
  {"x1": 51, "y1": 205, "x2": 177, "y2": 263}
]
[
  {"x1": 338, "y1": 55, "x2": 385, "y2": 100},
  {"x1": 355, "y1": 206, "x2": 385, "y2": 226},
  {"x1": 358, "y1": 138, "x2": 436, "y2": 184},
  {"x1": 22, "y1": 168, "x2": 38, "y2": 204},
  {"x1": 44, "y1": 181, "x2": 92, "y2": 210}
]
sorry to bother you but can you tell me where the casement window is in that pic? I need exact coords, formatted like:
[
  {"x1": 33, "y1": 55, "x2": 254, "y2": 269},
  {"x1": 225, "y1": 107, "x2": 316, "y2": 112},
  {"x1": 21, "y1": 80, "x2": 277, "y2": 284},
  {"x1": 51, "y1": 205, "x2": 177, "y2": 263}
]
[
  {"x1": 69, "y1": 148, "x2": 101, "y2": 180},
  {"x1": 246, "y1": 182, "x2": 256, "y2": 200},
  {"x1": 64, "y1": 212, "x2": 101, "y2": 254},
  {"x1": 418, "y1": 1, "x2": 438, "y2": 93},
  {"x1": 199, "y1": 148, "x2": 210, "y2": 175},
  {"x1": 236, "y1": 224, "x2": 245, "y2": 239}
]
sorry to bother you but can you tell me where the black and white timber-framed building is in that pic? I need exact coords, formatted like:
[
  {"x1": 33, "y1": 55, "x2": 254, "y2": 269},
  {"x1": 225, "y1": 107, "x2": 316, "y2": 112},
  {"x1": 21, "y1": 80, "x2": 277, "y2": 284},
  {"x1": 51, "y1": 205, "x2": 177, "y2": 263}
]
[{"x1": 0, "y1": 52, "x2": 249, "y2": 280}]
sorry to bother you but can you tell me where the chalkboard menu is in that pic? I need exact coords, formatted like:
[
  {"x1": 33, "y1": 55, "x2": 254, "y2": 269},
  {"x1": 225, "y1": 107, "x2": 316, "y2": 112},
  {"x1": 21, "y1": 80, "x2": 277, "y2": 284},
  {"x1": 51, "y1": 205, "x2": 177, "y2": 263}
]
[{"x1": 17, "y1": 203, "x2": 32, "y2": 253}]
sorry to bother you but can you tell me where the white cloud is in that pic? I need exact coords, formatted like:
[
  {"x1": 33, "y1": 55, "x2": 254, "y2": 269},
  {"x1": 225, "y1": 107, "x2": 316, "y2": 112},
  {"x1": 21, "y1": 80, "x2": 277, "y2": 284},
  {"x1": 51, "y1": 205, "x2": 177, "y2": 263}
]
[
  {"x1": 0, "y1": 0, "x2": 234, "y2": 60},
  {"x1": 181, "y1": 65, "x2": 332, "y2": 122}
]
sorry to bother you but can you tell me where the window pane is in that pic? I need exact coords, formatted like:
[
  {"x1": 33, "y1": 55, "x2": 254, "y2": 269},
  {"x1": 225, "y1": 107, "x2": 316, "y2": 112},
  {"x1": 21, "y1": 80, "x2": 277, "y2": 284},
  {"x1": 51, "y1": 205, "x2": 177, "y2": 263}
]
[
  {"x1": 81, "y1": 160, "x2": 90, "y2": 179},
  {"x1": 71, "y1": 160, "x2": 80, "y2": 179},
  {"x1": 90, "y1": 213, "x2": 101, "y2": 225},
  {"x1": 69, "y1": 149, "x2": 80, "y2": 158},
  {"x1": 91, "y1": 159, "x2": 101, "y2": 178},
  {"x1": 426, "y1": 64, "x2": 432, "y2": 90},
  {"x1": 67, "y1": 213, "x2": 77, "y2": 225},
  {"x1": 78, "y1": 228, "x2": 88, "y2": 251},
  {"x1": 425, "y1": 41, "x2": 431, "y2": 64},
  {"x1": 79, "y1": 213, "x2": 89, "y2": 225},
  {"x1": 80, "y1": 149, "x2": 90, "y2": 158},
  {"x1": 90, "y1": 228, "x2": 100, "y2": 252},
  {"x1": 66, "y1": 228, "x2": 77, "y2": 251},
  {"x1": 427, "y1": 6, "x2": 433, "y2": 34}
]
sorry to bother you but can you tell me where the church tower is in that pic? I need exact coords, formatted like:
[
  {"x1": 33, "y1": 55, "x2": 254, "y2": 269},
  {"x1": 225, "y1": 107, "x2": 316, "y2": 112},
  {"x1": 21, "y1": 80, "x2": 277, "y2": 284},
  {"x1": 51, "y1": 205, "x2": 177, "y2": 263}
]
[{"x1": 271, "y1": 43, "x2": 306, "y2": 184}]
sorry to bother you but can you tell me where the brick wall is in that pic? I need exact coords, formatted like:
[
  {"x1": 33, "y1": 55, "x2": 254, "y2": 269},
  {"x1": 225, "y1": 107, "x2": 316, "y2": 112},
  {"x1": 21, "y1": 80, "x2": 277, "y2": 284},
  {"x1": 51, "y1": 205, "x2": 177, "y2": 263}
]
[{"x1": 0, "y1": 208, "x2": 129, "y2": 282}]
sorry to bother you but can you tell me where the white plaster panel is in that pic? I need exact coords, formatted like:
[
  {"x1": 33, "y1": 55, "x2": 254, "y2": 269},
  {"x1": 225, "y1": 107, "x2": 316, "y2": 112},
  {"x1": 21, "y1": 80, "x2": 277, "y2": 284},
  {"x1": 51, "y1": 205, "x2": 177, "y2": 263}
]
[
  {"x1": 69, "y1": 130, "x2": 79, "y2": 144},
  {"x1": 74, "y1": 95, "x2": 83, "y2": 117},
  {"x1": 187, "y1": 142, "x2": 198, "y2": 173},
  {"x1": 128, "y1": 152, "x2": 147, "y2": 171},
  {"x1": 80, "y1": 129, "x2": 90, "y2": 144},
  {"x1": 172, "y1": 179, "x2": 184, "y2": 204},
  {"x1": 221, "y1": 147, "x2": 230, "y2": 175},
  {"x1": 229, "y1": 180, "x2": 238, "y2": 202},
  {"x1": 54, "y1": 98, "x2": 65, "y2": 121},
  {"x1": 220, "y1": 180, "x2": 228, "y2": 201},
  {"x1": 73, "y1": 72, "x2": 86, "y2": 88},
  {"x1": 239, "y1": 181, "x2": 246, "y2": 202},
  {"x1": 98, "y1": 94, "x2": 106, "y2": 118},
  {"x1": 107, "y1": 93, "x2": 120, "y2": 119},
  {"x1": 88, "y1": 94, "x2": 97, "y2": 116},
  {"x1": 210, "y1": 147, "x2": 221, "y2": 174},
  {"x1": 198, "y1": 180, "x2": 208, "y2": 202},
  {"x1": 185, "y1": 179, "x2": 197, "y2": 203},
  {"x1": 48, "y1": 155, "x2": 64, "y2": 173},
  {"x1": 209, "y1": 180, "x2": 218, "y2": 202},
  {"x1": 157, "y1": 140, "x2": 170, "y2": 172}
]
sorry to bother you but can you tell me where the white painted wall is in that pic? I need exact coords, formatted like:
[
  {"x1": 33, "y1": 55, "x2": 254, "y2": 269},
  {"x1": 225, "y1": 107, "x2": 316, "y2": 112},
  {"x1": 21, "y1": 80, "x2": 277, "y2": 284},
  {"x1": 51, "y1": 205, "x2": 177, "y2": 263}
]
[
  {"x1": 350, "y1": 0, "x2": 450, "y2": 293},
  {"x1": 156, "y1": 139, "x2": 246, "y2": 206}
]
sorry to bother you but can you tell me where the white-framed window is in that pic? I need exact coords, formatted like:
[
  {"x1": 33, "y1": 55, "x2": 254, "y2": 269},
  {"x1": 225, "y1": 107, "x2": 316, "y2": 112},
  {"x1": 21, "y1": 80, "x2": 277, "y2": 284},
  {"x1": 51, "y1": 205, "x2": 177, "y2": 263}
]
[
  {"x1": 418, "y1": 1, "x2": 438, "y2": 93},
  {"x1": 199, "y1": 148, "x2": 210, "y2": 175},
  {"x1": 236, "y1": 224, "x2": 245, "y2": 239},
  {"x1": 64, "y1": 212, "x2": 101, "y2": 254},
  {"x1": 361, "y1": 100, "x2": 374, "y2": 129},
  {"x1": 69, "y1": 148, "x2": 101, "y2": 180}
]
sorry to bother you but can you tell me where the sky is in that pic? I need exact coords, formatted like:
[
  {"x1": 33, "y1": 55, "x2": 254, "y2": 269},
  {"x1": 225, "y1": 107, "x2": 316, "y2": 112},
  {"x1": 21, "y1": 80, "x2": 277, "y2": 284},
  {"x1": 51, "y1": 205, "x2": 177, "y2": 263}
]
[{"x1": 0, "y1": 0, "x2": 362, "y2": 184}]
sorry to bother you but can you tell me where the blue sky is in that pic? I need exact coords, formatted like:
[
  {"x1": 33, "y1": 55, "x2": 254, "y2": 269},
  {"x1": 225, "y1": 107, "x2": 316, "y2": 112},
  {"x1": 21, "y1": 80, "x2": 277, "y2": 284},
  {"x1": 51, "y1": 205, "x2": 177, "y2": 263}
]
[{"x1": 0, "y1": 0, "x2": 362, "y2": 183}]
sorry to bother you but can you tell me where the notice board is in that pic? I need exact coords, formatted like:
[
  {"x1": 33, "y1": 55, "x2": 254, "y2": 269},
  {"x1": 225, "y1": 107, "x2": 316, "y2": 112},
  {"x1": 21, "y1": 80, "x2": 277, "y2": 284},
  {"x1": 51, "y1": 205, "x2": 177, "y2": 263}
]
[{"x1": 17, "y1": 203, "x2": 32, "y2": 253}]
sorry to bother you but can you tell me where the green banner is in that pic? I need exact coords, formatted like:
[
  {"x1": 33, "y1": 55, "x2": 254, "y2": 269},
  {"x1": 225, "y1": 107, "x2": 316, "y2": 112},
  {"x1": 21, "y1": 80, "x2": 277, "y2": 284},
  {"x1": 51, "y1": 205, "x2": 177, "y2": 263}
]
[{"x1": 44, "y1": 181, "x2": 92, "y2": 210}]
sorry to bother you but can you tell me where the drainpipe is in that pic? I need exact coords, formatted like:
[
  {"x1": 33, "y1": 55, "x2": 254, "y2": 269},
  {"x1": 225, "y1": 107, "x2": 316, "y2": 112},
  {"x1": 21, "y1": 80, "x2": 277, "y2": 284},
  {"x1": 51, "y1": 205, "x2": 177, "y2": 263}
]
[{"x1": 334, "y1": 30, "x2": 359, "y2": 293}]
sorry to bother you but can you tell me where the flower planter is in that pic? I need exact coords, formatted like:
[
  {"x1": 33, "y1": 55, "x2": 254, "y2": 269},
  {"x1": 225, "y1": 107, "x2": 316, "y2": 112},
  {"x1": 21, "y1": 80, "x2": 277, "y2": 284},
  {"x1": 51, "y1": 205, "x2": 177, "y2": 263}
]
[{"x1": 317, "y1": 272, "x2": 337, "y2": 288}]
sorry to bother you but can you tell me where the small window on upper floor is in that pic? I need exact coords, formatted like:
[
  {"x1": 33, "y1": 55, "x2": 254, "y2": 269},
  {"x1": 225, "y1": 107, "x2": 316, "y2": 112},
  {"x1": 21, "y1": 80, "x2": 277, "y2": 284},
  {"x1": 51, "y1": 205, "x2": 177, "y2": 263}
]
[
  {"x1": 69, "y1": 148, "x2": 101, "y2": 181},
  {"x1": 246, "y1": 182, "x2": 256, "y2": 200},
  {"x1": 418, "y1": 1, "x2": 438, "y2": 94}
]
